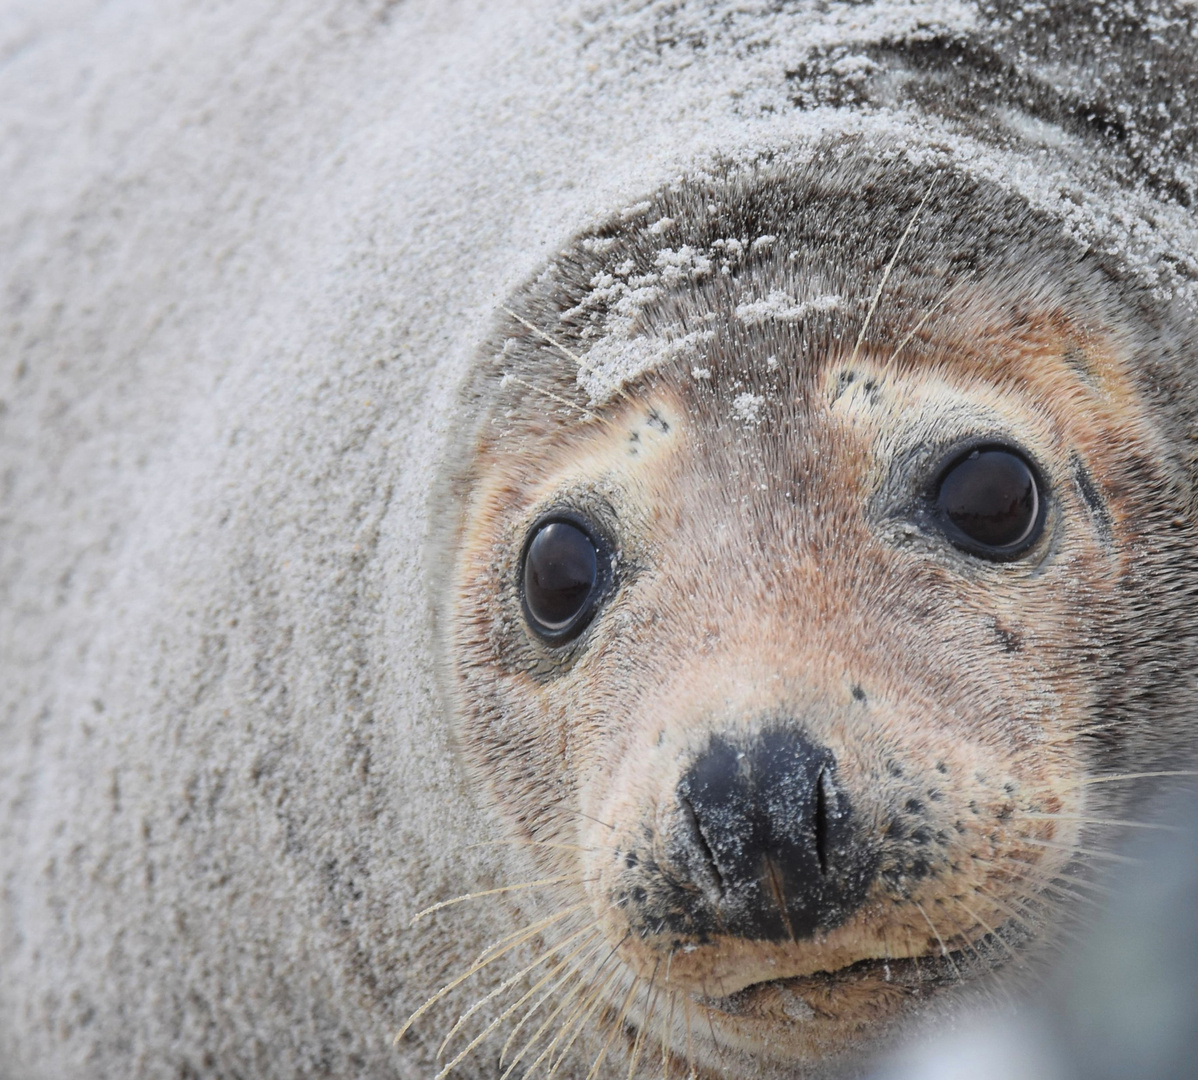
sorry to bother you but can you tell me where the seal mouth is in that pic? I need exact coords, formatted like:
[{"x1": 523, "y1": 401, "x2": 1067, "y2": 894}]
[
  {"x1": 699, "y1": 954, "x2": 955, "y2": 1016},
  {"x1": 696, "y1": 925, "x2": 1018, "y2": 1022}
]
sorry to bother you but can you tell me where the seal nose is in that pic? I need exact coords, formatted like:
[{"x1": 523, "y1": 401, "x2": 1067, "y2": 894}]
[{"x1": 673, "y1": 729, "x2": 874, "y2": 941}]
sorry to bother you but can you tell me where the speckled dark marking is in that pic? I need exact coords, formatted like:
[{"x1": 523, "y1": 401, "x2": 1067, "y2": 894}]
[{"x1": 1071, "y1": 451, "x2": 1114, "y2": 545}]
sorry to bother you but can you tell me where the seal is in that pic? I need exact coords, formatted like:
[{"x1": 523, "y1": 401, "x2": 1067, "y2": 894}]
[
  {"x1": 427, "y1": 144, "x2": 1198, "y2": 1077},
  {"x1": 5, "y1": 1, "x2": 1198, "y2": 1078}
]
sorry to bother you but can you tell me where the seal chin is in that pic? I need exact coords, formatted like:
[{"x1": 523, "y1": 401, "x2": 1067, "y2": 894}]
[{"x1": 647, "y1": 936, "x2": 1020, "y2": 1070}]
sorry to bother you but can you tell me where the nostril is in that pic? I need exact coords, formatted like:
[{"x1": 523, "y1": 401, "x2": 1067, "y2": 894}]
[
  {"x1": 666, "y1": 727, "x2": 877, "y2": 942},
  {"x1": 678, "y1": 792, "x2": 725, "y2": 900},
  {"x1": 816, "y1": 766, "x2": 830, "y2": 876}
]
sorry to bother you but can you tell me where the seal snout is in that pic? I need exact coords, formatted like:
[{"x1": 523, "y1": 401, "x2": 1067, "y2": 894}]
[{"x1": 667, "y1": 728, "x2": 878, "y2": 942}]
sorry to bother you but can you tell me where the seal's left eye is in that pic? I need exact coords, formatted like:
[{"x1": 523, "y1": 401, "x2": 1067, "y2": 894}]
[{"x1": 522, "y1": 519, "x2": 603, "y2": 640}]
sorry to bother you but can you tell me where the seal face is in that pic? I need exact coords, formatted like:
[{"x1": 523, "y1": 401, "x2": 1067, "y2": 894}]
[{"x1": 429, "y1": 145, "x2": 1198, "y2": 1077}]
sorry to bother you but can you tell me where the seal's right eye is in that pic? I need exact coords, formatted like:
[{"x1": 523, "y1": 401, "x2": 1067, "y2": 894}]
[{"x1": 521, "y1": 519, "x2": 603, "y2": 641}]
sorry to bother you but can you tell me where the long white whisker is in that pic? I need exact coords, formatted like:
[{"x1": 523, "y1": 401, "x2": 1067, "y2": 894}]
[
  {"x1": 501, "y1": 373, "x2": 597, "y2": 420},
  {"x1": 474, "y1": 901, "x2": 592, "y2": 964},
  {"x1": 913, "y1": 899, "x2": 962, "y2": 981},
  {"x1": 585, "y1": 974, "x2": 642, "y2": 1080},
  {"x1": 661, "y1": 951, "x2": 677, "y2": 1077},
  {"x1": 1022, "y1": 813, "x2": 1179, "y2": 832},
  {"x1": 412, "y1": 875, "x2": 588, "y2": 925},
  {"x1": 502, "y1": 935, "x2": 625, "y2": 1080},
  {"x1": 626, "y1": 960, "x2": 661, "y2": 1080},
  {"x1": 886, "y1": 271, "x2": 974, "y2": 366},
  {"x1": 847, "y1": 175, "x2": 939, "y2": 369},
  {"x1": 501, "y1": 306, "x2": 635, "y2": 407},
  {"x1": 503, "y1": 307, "x2": 587, "y2": 368},
  {"x1": 435, "y1": 929, "x2": 603, "y2": 1078},
  {"x1": 1080, "y1": 770, "x2": 1198, "y2": 785},
  {"x1": 501, "y1": 936, "x2": 608, "y2": 1066},
  {"x1": 500, "y1": 964, "x2": 596, "y2": 1080},
  {"x1": 394, "y1": 902, "x2": 590, "y2": 1044},
  {"x1": 436, "y1": 921, "x2": 599, "y2": 1059},
  {"x1": 1014, "y1": 837, "x2": 1137, "y2": 864},
  {"x1": 546, "y1": 936, "x2": 630, "y2": 1078}
]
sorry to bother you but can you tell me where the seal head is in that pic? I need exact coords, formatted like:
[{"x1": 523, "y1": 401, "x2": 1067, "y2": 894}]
[{"x1": 431, "y1": 146, "x2": 1198, "y2": 1076}]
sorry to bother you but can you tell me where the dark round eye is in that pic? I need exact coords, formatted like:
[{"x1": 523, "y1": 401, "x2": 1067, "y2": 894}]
[
  {"x1": 522, "y1": 519, "x2": 603, "y2": 640},
  {"x1": 935, "y1": 446, "x2": 1044, "y2": 558}
]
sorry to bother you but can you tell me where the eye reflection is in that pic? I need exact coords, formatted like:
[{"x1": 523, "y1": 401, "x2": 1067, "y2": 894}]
[
  {"x1": 522, "y1": 519, "x2": 601, "y2": 639},
  {"x1": 935, "y1": 447, "x2": 1043, "y2": 557}
]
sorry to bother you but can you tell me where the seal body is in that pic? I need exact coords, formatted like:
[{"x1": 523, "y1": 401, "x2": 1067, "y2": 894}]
[{"x1": 3, "y1": 1, "x2": 1198, "y2": 1078}]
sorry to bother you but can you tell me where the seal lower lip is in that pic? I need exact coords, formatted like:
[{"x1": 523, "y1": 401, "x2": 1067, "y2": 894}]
[
  {"x1": 699, "y1": 912, "x2": 1029, "y2": 1018},
  {"x1": 699, "y1": 951, "x2": 970, "y2": 1018}
]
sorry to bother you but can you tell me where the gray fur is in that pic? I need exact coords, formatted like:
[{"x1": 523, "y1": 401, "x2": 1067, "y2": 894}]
[{"x1": 3, "y1": 1, "x2": 1197, "y2": 1077}]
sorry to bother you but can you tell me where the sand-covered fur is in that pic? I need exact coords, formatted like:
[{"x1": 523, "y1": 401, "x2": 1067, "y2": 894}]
[{"x1": 2, "y1": 1, "x2": 1197, "y2": 1078}]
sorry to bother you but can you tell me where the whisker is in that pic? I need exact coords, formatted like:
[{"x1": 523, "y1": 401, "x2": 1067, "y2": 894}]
[
  {"x1": 503, "y1": 306, "x2": 587, "y2": 368},
  {"x1": 501, "y1": 965, "x2": 597, "y2": 1080},
  {"x1": 394, "y1": 902, "x2": 590, "y2": 1044},
  {"x1": 1022, "y1": 813, "x2": 1179, "y2": 832},
  {"x1": 661, "y1": 951, "x2": 677, "y2": 1078},
  {"x1": 971, "y1": 883, "x2": 1040, "y2": 934},
  {"x1": 934, "y1": 902, "x2": 991, "y2": 972},
  {"x1": 886, "y1": 272, "x2": 975, "y2": 365},
  {"x1": 502, "y1": 305, "x2": 635, "y2": 409},
  {"x1": 1080, "y1": 770, "x2": 1198, "y2": 785},
  {"x1": 1046, "y1": 722, "x2": 1115, "y2": 742},
  {"x1": 412, "y1": 876, "x2": 589, "y2": 925},
  {"x1": 954, "y1": 895, "x2": 1021, "y2": 966},
  {"x1": 500, "y1": 936, "x2": 607, "y2": 1066},
  {"x1": 1013, "y1": 836, "x2": 1137, "y2": 864},
  {"x1": 463, "y1": 840, "x2": 600, "y2": 854},
  {"x1": 506, "y1": 932, "x2": 627, "y2": 1080},
  {"x1": 544, "y1": 965, "x2": 623, "y2": 1079},
  {"x1": 847, "y1": 174, "x2": 939, "y2": 369},
  {"x1": 566, "y1": 809, "x2": 618, "y2": 832},
  {"x1": 913, "y1": 900, "x2": 962, "y2": 981},
  {"x1": 585, "y1": 975, "x2": 642, "y2": 1080},
  {"x1": 474, "y1": 901, "x2": 592, "y2": 964},
  {"x1": 985, "y1": 851, "x2": 1111, "y2": 891},
  {"x1": 940, "y1": 897, "x2": 1020, "y2": 1010},
  {"x1": 684, "y1": 992, "x2": 695, "y2": 1080},
  {"x1": 969, "y1": 855, "x2": 1108, "y2": 908},
  {"x1": 548, "y1": 935, "x2": 632, "y2": 1078},
  {"x1": 436, "y1": 921, "x2": 598, "y2": 1058},
  {"x1": 700, "y1": 982, "x2": 721, "y2": 1057},
  {"x1": 626, "y1": 960, "x2": 661, "y2": 1080},
  {"x1": 500, "y1": 374, "x2": 598, "y2": 420},
  {"x1": 434, "y1": 931, "x2": 601, "y2": 1079},
  {"x1": 972, "y1": 884, "x2": 1095, "y2": 952},
  {"x1": 1034, "y1": 879, "x2": 1109, "y2": 910}
]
